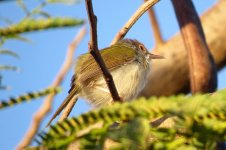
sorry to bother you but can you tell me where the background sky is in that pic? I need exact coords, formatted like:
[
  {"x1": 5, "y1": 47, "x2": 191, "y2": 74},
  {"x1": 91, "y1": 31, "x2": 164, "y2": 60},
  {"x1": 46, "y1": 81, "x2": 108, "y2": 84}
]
[{"x1": 0, "y1": 0, "x2": 225, "y2": 149}]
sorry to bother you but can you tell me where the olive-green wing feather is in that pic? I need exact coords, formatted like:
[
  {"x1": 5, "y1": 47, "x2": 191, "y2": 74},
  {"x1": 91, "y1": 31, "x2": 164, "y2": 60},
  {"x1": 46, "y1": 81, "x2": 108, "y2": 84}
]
[{"x1": 75, "y1": 44, "x2": 136, "y2": 84}]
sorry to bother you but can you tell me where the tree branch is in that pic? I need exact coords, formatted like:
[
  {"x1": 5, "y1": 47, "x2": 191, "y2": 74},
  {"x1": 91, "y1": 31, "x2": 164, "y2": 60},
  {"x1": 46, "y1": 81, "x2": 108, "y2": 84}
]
[
  {"x1": 16, "y1": 26, "x2": 86, "y2": 150},
  {"x1": 111, "y1": 0, "x2": 159, "y2": 45},
  {"x1": 171, "y1": 0, "x2": 217, "y2": 93},
  {"x1": 140, "y1": 0, "x2": 226, "y2": 97},
  {"x1": 145, "y1": 3, "x2": 164, "y2": 47},
  {"x1": 171, "y1": 0, "x2": 219, "y2": 148},
  {"x1": 85, "y1": 0, "x2": 121, "y2": 102}
]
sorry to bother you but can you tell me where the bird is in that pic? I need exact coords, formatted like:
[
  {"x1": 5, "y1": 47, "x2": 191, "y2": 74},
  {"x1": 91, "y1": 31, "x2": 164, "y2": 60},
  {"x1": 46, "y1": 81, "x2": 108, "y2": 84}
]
[{"x1": 47, "y1": 39, "x2": 163, "y2": 126}]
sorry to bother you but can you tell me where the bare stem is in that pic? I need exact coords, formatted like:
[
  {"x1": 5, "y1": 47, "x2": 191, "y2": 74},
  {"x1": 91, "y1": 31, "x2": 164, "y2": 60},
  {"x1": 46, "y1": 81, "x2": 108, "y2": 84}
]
[
  {"x1": 16, "y1": 26, "x2": 86, "y2": 150},
  {"x1": 144, "y1": 1, "x2": 164, "y2": 47},
  {"x1": 111, "y1": 0, "x2": 159, "y2": 45},
  {"x1": 85, "y1": 0, "x2": 121, "y2": 102},
  {"x1": 59, "y1": 97, "x2": 78, "y2": 122}
]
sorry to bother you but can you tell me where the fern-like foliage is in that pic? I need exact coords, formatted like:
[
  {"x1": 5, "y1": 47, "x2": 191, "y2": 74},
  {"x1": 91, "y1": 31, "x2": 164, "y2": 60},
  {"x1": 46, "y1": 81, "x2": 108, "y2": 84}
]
[
  {"x1": 0, "y1": 0, "x2": 85, "y2": 90},
  {"x1": 0, "y1": 17, "x2": 84, "y2": 37},
  {"x1": 0, "y1": 49, "x2": 20, "y2": 58},
  {"x1": 31, "y1": 89, "x2": 226, "y2": 149},
  {"x1": 0, "y1": 65, "x2": 20, "y2": 72},
  {"x1": 0, "y1": 86, "x2": 61, "y2": 109}
]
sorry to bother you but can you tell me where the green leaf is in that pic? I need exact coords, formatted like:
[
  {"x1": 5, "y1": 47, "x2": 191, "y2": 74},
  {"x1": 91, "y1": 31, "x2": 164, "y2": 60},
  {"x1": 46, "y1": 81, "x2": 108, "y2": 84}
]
[
  {"x1": 9, "y1": 35, "x2": 33, "y2": 44},
  {"x1": 0, "y1": 65, "x2": 20, "y2": 72},
  {"x1": 0, "y1": 85, "x2": 10, "y2": 91},
  {"x1": 33, "y1": 11, "x2": 51, "y2": 18},
  {"x1": 0, "y1": 17, "x2": 84, "y2": 37},
  {"x1": 16, "y1": 0, "x2": 30, "y2": 15},
  {"x1": 108, "y1": 117, "x2": 150, "y2": 150},
  {"x1": 0, "y1": 16, "x2": 13, "y2": 25},
  {"x1": 0, "y1": 87, "x2": 62, "y2": 109},
  {"x1": 36, "y1": 89, "x2": 226, "y2": 149},
  {"x1": 0, "y1": 50, "x2": 20, "y2": 58}
]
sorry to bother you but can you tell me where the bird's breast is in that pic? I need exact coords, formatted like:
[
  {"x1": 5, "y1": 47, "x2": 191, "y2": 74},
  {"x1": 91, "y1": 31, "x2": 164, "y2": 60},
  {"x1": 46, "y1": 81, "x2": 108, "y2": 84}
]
[
  {"x1": 80, "y1": 62, "x2": 150, "y2": 107},
  {"x1": 112, "y1": 62, "x2": 150, "y2": 101}
]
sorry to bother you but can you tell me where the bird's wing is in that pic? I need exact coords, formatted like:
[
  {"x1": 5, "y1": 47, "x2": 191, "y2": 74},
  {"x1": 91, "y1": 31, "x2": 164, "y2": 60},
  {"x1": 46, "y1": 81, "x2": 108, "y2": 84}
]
[{"x1": 75, "y1": 44, "x2": 136, "y2": 84}]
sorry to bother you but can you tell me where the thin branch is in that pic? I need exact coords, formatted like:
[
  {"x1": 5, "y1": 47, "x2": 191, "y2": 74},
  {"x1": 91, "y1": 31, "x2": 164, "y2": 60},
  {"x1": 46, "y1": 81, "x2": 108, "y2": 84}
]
[
  {"x1": 59, "y1": 97, "x2": 78, "y2": 122},
  {"x1": 85, "y1": 0, "x2": 121, "y2": 102},
  {"x1": 16, "y1": 26, "x2": 86, "y2": 150},
  {"x1": 144, "y1": 0, "x2": 164, "y2": 47},
  {"x1": 111, "y1": 0, "x2": 159, "y2": 45},
  {"x1": 171, "y1": 0, "x2": 217, "y2": 93}
]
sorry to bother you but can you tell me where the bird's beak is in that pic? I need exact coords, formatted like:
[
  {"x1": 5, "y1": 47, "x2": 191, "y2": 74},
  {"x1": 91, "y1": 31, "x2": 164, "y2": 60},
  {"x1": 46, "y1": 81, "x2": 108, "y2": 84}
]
[{"x1": 148, "y1": 53, "x2": 164, "y2": 59}]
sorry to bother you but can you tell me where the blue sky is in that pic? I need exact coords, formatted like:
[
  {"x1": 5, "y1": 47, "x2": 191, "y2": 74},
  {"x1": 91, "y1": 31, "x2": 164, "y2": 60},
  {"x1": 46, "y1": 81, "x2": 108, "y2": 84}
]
[{"x1": 0, "y1": 0, "x2": 224, "y2": 149}]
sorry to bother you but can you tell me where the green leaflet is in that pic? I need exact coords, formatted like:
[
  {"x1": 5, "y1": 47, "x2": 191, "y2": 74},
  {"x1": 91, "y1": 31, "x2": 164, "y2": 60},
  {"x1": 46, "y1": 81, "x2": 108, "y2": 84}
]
[
  {"x1": 0, "y1": 87, "x2": 62, "y2": 109},
  {"x1": 0, "y1": 17, "x2": 84, "y2": 36},
  {"x1": 0, "y1": 65, "x2": 20, "y2": 71},
  {"x1": 0, "y1": 50, "x2": 19, "y2": 58},
  {"x1": 33, "y1": 89, "x2": 226, "y2": 149}
]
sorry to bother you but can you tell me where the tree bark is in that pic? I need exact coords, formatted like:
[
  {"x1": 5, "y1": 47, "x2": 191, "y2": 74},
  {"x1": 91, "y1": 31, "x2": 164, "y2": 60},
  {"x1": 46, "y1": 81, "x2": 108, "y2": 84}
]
[
  {"x1": 140, "y1": 0, "x2": 226, "y2": 97},
  {"x1": 171, "y1": 0, "x2": 217, "y2": 93}
]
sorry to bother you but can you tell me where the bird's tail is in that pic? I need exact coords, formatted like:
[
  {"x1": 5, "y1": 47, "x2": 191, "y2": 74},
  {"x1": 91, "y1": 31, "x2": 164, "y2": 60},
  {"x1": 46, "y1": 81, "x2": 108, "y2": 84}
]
[{"x1": 46, "y1": 87, "x2": 80, "y2": 127}]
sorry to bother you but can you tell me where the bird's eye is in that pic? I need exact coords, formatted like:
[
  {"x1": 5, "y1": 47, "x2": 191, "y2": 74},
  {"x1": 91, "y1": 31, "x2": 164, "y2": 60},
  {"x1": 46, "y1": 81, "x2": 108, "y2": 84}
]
[{"x1": 139, "y1": 44, "x2": 146, "y2": 52}]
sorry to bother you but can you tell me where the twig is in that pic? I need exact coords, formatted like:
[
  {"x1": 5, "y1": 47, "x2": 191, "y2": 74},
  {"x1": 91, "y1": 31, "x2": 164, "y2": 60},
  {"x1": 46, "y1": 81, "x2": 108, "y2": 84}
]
[
  {"x1": 171, "y1": 0, "x2": 217, "y2": 93},
  {"x1": 16, "y1": 26, "x2": 86, "y2": 150},
  {"x1": 144, "y1": 1, "x2": 164, "y2": 47},
  {"x1": 85, "y1": 0, "x2": 121, "y2": 102},
  {"x1": 111, "y1": 0, "x2": 159, "y2": 45},
  {"x1": 59, "y1": 97, "x2": 78, "y2": 122}
]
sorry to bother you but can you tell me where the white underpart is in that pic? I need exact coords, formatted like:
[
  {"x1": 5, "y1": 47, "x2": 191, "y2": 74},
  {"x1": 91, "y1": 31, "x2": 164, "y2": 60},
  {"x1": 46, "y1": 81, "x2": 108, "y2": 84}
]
[
  {"x1": 94, "y1": 86, "x2": 110, "y2": 93},
  {"x1": 81, "y1": 61, "x2": 150, "y2": 107}
]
